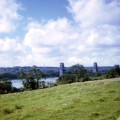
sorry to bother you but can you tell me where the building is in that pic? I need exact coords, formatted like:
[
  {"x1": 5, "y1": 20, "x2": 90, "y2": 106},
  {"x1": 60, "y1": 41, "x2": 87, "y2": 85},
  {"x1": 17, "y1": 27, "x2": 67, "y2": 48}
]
[
  {"x1": 59, "y1": 63, "x2": 64, "y2": 76},
  {"x1": 93, "y1": 62, "x2": 98, "y2": 73}
]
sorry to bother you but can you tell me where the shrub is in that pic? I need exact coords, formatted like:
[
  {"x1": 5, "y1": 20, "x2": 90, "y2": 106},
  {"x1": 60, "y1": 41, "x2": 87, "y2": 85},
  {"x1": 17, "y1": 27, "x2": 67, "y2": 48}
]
[
  {"x1": 0, "y1": 79, "x2": 12, "y2": 94},
  {"x1": 11, "y1": 87, "x2": 22, "y2": 93},
  {"x1": 57, "y1": 74, "x2": 76, "y2": 84},
  {"x1": 39, "y1": 81, "x2": 46, "y2": 88},
  {"x1": 69, "y1": 64, "x2": 87, "y2": 82},
  {"x1": 81, "y1": 76, "x2": 90, "y2": 82},
  {"x1": 50, "y1": 83, "x2": 57, "y2": 87},
  {"x1": 23, "y1": 76, "x2": 37, "y2": 90},
  {"x1": 106, "y1": 66, "x2": 120, "y2": 78}
]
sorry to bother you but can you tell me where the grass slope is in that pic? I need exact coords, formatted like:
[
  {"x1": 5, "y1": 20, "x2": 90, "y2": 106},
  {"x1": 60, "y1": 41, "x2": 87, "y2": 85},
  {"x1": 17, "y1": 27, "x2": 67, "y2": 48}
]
[{"x1": 0, "y1": 78, "x2": 120, "y2": 120}]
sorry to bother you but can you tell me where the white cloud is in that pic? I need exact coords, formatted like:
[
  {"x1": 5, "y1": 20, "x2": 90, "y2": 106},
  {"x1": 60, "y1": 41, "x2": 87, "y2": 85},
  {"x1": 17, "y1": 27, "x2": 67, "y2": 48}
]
[
  {"x1": 0, "y1": 0, "x2": 22, "y2": 33},
  {"x1": 67, "y1": 0, "x2": 119, "y2": 27},
  {"x1": 86, "y1": 25, "x2": 120, "y2": 46},
  {"x1": 0, "y1": 0, "x2": 119, "y2": 67},
  {"x1": 22, "y1": 0, "x2": 119, "y2": 66},
  {"x1": 0, "y1": 38, "x2": 23, "y2": 52},
  {"x1": 24, "y1": 18, "x2": 74, "y2": 46},
  {"x1": 24, "y1": 18, "x2": 78, "y2": 57},
  {"x1": 0, "y1": 37, "x2": 27, "y2": 67}
]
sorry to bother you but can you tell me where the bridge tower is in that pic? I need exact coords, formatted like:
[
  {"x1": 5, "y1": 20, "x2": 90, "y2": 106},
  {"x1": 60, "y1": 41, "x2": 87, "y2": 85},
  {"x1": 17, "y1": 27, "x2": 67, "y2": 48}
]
[
  {"x1": 59, "y1": 63, "x2": 64, "y2": 76},
  {"x1": 93, "y1": 62, "x2": 98, "y2": 73}
]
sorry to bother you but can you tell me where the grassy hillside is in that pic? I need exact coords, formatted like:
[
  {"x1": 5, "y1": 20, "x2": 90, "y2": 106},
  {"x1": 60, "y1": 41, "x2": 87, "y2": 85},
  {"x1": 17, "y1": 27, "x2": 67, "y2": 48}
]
[{"x1": 0, "y1": 78, "x2": 120, "y2": 120}]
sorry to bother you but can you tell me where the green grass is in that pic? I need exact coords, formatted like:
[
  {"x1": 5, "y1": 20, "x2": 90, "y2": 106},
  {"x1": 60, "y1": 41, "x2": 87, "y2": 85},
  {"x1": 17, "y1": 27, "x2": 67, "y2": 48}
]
[{"x1": 0, "y1": 78, "x2": 120, "y2": 120}]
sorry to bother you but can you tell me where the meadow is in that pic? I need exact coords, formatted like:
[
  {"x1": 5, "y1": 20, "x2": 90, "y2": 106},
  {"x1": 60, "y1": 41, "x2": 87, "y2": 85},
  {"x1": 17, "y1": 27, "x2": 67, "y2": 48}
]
[{"x1": 0, "y1": 78, "x2": 120, "y2": 120}]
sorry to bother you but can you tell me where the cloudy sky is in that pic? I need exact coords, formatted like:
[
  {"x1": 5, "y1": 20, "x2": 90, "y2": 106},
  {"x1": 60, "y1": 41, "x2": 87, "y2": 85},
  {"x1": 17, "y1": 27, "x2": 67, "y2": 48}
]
[{"x1": 0, "y1": 0, "x2": 120, "y2": 67}]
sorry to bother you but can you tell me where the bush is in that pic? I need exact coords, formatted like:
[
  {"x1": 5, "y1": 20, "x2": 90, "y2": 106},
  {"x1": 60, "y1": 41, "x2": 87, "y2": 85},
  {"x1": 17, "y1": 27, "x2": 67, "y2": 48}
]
[
  {"x1": 57, "y1": 74, "x2": 76, "y2": 84},
  {"x1": 50, "y1": 83, "x2": 57, "y2": 87},
  {"x1": 106, "y1": 66, "x2": 120, "y2": 78},
  {"x1": 0, "y1": 79, "x2": 12, "y2": 94},
  {"x1": 39, "y1": 81, "x2": 46, "y2": 88},
  {"x1": 81, "y1": 76, "x2": 90, "y2": 82},
  {"x1": 0, "y1": 73, "x2": 18, "y2": 79},
  {"x1": 69, "y1": 64, "x2": 87, "y2": 82},
  {"x1": 11, "y1": 87, "x2": 23, "y2": 93},
  {"x1": 23, "y1": 76, "x2": 37, "y2": 90}
]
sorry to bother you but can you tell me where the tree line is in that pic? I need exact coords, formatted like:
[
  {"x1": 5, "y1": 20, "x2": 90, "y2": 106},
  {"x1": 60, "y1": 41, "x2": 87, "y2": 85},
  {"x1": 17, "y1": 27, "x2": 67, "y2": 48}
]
[{"x1": 0, "y1": 64, "x2": 120, "y2": 94}]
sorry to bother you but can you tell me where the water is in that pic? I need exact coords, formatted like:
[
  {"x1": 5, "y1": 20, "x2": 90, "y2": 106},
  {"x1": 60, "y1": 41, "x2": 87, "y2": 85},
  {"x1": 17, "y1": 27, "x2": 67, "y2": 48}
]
[{"x1": 11, "y1": 77, "x2": 58, "y2": 88}]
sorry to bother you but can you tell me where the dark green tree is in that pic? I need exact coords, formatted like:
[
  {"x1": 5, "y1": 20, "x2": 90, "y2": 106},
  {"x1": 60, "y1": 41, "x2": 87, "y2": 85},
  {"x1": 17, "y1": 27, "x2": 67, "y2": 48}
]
[
  {"x1": 106, "y1": 66, "x2": 120, "y2": 78},
  {"x1": 57, "y1": 74, "x2": 75, "y2": 84},
  {"x1": 19, "y1": 68, "x2": 45, "y2": 89},
  {"x1": 69, "y1": 64, "x2": 87, "y2": 82},
  {"x1": 19, "y1": 69, "x2": 26, "y2": 79},
  {"x1": 39, "y1": 81, "x2": 46, "y2": 88},
  {"x1": 0, "y1": 78, "x2": 12, "y2": 94},
  {"x1": 28, "y1": 68, "x2": 45, "y2": 88},
  {"x1": 23, "y1": 76, "x2": 36, "y2": 90},
  {"x1": 115, "y1": 66, "x2": 120, "y2": 76}
]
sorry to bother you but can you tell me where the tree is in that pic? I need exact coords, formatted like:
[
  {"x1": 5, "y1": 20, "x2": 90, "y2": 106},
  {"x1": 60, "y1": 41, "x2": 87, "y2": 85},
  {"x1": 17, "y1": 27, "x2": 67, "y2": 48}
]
[
  {"x1": 115, "y1": 66, "x2": 120, "y2": 76},
  {"x1": 0, "y1": 73, "x2": 18, "y2": 79},
  {"x1": 19, "y1": 68, "x2": 45, "y2": 89},
  {"x1": 28, "y1": 68, "x2": 45, "y2": 88},
  {"x1": 39, "y1": 81, "x2": 46, "y2": 88},
  {"x1": 22, "y1": 76, "x2": 36, "y2": 90},
  {"x1": 19, "y1": 69, "x2": 26, "y2": 79},
  {"x1": 57, "y1": 74, "x2": 75, "y2": 84},
  {"x1": 0, "y1": 78, "x2": 12, "y2": 94},
  {"x1": 106, "y1": 66, "x2": 120, "y2": 78},
  {"x1": 69, "y1": 64, "x2": 87, "y2": 82}
]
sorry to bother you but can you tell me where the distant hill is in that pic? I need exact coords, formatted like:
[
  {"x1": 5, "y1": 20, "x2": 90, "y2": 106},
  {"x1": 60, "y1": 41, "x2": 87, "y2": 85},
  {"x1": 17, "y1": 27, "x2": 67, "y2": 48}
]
[{"x1": 0, "y1": 65, "x2": 115, "y2": 75}]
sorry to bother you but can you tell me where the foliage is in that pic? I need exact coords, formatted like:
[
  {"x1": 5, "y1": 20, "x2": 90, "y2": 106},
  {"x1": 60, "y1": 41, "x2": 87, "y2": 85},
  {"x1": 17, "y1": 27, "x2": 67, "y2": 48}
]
[
  {"x1": 39, "y1": 81, "x2": 46, "y2": 88},
  {"x1": 0, "y1": 78, "x2": 24, "y2": 94},
  {"x1": 18, "y1": 69, "x2": 26, "y2": 79},
  {"x1": 106, "y1": 66, "x2": 120, "y2": 78},
  {"x1": 92, "y1": 72, "x2": 102, "y2": 77},
  {"x1": 0, "y1": 78, "x2": 12, "y2": 94},
  {"x1": 57, "y1": 74, "x2": 76, "y2": 84},
  {"x1": 11, "y1": 87, "x2": 24, "y2": 93},
  {"x1": 88, "y1": 70, "x2": 109, "y2": 77},
  {"x1": 50, "y1": 83, "x2": 57, "y2": 87},
  {"x1": 69, "y1": 64, "x2": 87, "y2": 82},
  {"x1": 28, "y1": 68, "x2": 45, "y2": 88},
  {"x1": 23, "y1": 76, "x2": 36, "y2": 90},
  {"x1": 0, "y1": 78, "x2": 120, "y2": 120},
  {"x1": 44, "y1": 70, "x2": 59, "y2": 77},
  {"x1": 0, "y1": 73, "x2": 18, "y2": 79},
  {"x1": 81, "y1": 75, "x2": 90, "y2": 82},
  {"x1": 19, "y1": 68, "x2": 46, "y2": 90},
  {"x1": 90, "y1": 75, "x2": 106, "y2": 81}
]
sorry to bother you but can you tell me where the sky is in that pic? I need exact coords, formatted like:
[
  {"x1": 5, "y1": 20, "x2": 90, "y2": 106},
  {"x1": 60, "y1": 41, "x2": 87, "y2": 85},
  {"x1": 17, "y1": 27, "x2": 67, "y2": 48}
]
[{"x1": 0, "y1": 0, "x2": 120, "y2": 67}]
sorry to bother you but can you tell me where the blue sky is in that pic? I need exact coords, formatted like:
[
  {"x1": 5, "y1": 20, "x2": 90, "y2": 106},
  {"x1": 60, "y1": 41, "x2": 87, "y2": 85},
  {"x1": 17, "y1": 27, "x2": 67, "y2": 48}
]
[
  {"x1": 0, "y1": 0, "x2": 120, "y2": 67},
  {"x1": 20, "y1": 0, "x2": 70, "y2": 20}
]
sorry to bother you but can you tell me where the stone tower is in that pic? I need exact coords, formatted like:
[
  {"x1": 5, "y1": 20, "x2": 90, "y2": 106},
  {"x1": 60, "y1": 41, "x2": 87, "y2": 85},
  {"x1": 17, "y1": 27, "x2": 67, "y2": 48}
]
[
  {"x1": 59, "y1": 63, "x2": 64, "y2": 76},
  {"x1": 93, "y1": 62, "x2": 98, "y2": 73}
]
